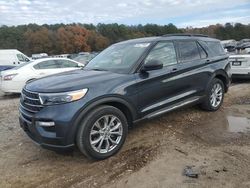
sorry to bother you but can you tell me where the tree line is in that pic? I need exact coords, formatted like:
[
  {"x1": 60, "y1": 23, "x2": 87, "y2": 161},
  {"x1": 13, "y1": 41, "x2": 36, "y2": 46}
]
[{"x1": 0, "y1": 23, "x2": 249, "y2": 56}]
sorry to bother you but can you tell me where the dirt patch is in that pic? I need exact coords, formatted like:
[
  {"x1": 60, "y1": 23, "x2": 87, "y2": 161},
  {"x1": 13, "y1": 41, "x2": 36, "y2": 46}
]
[
  {"x1": 107, "y1": 144, "x2": 159, "y2": 181},
  {"x1": 0, "y1": 83, "x2": 250, "y2": 188},
  {"x1": 234, "y1": 96, "x2": 250, "y2": 105}
]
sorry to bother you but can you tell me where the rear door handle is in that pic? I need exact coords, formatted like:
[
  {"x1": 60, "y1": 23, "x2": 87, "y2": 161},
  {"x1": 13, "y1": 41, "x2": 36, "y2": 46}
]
[
  {"x1": 206, "y1": 59, "x2": 211, "y2": 63},
  {"x1": 171, "y1": 68, "x2": 178, "y2": 73}
]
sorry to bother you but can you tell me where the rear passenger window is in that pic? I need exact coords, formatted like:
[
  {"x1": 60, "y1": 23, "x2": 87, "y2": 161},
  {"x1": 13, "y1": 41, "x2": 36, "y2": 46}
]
[
  {"x1": 206, "y1": 41, "x2": 225, "y2": 56},
  {"x1": 145, "y1": 42, "x2": 177, "y2": 67},
  {"x1": 33, "y1": 60, "x2": 58, "y2": 69},
  {"x1": 176, "y1": 41, "x2": 200, "y2": 62}
]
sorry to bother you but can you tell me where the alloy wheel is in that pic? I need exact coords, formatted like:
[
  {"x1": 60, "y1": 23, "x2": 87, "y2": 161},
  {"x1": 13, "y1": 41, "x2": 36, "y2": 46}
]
[
  {"x1": 89, "y1": 115, "x2": 123, "y2": 154},
  {"x1": 210, "y1": 83, "x2": 223, "y2": 108}
]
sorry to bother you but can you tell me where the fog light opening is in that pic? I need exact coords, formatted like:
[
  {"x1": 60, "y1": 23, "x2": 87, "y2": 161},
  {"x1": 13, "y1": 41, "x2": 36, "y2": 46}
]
[{"x1": 36, "y1": 121, "x2": 55, "y2": 127}]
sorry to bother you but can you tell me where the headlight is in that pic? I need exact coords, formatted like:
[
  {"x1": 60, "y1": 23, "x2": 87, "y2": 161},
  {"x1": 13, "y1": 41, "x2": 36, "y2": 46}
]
[
  {"x1": 39, "y1": 89, "x2": 88, "y2": 105},
  {"x1": 3, "y1": 74, "x2": 18, "y2": 81}
]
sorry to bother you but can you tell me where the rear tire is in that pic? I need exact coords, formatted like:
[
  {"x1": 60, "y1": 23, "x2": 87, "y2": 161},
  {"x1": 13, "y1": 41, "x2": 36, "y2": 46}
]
[
  {"x1": 200, "y1": 78, "x2": 225, "y2": 111},
  {"x1": 76, "y1": 105, "x2": 128, "y2": 160}
]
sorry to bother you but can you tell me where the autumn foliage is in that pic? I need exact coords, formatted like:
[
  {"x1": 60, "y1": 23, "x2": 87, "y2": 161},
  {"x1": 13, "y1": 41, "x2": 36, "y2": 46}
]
[
  {"x1": 56, "y1": 26, "x2": 90, "y2": 53},
  {"x1": 0, "y1": 23, "x2": 249, "y2": 56},
  {"x1": 21, "y1": 25, "x2": 109, "y2": 55}
]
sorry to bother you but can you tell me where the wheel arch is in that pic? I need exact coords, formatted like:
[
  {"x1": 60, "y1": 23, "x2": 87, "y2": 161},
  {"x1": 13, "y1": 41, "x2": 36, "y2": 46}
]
[
  {"x1": 209, "y1": 69, "x2": 230, "y2": 93},
  {"x1": 69, "y1": 96, "x2": 137, "y2": 144}
]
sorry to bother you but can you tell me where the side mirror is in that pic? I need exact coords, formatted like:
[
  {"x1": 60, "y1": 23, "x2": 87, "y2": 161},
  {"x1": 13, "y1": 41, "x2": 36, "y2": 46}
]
[{"x1": 141, "y1": 60, "x2": 163, "y2": 72}]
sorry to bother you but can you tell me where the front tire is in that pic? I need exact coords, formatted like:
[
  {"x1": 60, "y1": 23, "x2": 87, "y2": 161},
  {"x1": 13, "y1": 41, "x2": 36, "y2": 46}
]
[
  {"x1": 76, "y1": 105, "x2": 128, "y2": 160},
  {"x1": 200, "y1": 78, "x2": 225, "y2": 111}
]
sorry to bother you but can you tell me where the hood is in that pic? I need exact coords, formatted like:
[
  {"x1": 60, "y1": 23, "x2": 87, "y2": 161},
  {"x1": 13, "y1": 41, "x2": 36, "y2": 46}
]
[{"x1": 25, "y1": 69, "x2": 126, "y2": 93}]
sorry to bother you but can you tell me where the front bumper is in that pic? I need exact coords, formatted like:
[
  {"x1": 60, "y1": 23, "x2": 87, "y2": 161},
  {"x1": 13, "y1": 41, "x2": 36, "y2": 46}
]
[
  {"x1": 19, "y1": 115, "x2": 75, "y2": 151},
  {"x1": 19, "y1": 96, "x2": 88, "y2": 152}
]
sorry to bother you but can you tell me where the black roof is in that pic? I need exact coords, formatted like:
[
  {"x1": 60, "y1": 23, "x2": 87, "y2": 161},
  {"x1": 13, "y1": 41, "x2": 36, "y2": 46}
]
[
  {"x1": 162, "y1": 33, "x2": 209, "y2": 37},
  {"x1": 117, "y1": 33, "x2": 219, "y2": 45}
]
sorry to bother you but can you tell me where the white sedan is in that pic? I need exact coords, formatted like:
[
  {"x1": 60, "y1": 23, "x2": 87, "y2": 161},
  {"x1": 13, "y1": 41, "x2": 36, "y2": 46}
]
[{"x1": 0, "y1": 58, "x2": 84, "y2": 94}]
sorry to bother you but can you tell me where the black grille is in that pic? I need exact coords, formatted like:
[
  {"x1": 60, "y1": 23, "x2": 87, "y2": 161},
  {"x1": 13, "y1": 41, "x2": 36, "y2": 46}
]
[
  {"x1": 19, "y1": 89, "x2": 43, "y2": 123},
  {"x1": 22, "y1": 89, "x2": 39, "y2": 99}
]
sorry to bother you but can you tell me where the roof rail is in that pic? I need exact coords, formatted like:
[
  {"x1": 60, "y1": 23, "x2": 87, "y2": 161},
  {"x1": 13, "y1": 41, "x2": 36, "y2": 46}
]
[{"x1": 162, "y1": 33, "x2": 209, "y2": 37}]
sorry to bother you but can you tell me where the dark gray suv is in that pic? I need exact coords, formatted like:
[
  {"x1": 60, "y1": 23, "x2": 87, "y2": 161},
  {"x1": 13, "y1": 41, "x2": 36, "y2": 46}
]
[{"x1": 19, "y1": 34, "x2": 231, "y2": 159}]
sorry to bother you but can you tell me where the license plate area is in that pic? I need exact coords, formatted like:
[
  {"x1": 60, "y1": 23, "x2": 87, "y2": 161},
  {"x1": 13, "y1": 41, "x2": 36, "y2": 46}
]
[{"x1": 232, "y1": 61, "x2": 242, "y2": 66}]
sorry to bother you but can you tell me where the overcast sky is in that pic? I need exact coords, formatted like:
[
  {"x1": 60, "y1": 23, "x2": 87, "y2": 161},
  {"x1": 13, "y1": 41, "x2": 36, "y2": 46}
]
[{"x1": 0, "y1": 0, "x2": 250, "y2": 28}]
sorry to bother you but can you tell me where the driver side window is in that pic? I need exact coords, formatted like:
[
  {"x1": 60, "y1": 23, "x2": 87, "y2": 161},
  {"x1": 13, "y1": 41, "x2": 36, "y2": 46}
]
[
  {"x1": 145, "y1": 42, "x2": 177, "y2": 67},
  {"x1": 17, "y1": 54, "x2": 30, "y2": 62},
  {"x1": 17, "y1": 54, "x2": 25, "y2": 62}
]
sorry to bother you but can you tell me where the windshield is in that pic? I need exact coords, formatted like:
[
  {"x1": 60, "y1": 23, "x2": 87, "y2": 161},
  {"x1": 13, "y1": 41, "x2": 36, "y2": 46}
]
[{"x1": 85, "y1": 42, "x2": 151, "y2": 73}]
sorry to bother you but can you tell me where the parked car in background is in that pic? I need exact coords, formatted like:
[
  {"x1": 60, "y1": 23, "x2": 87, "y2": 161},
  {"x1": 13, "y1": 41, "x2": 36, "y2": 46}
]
[
  {"x1": 68, "y1": 53, "x2": 79, "y2": 59},
  {"x1": 238, "y1": 39, "x2": 250, "y2": 44},
  {"x1": 31, "y1": 53, "x2": 48, "y2": 60},
  {"x1": 229, "y1": 54, "x2": 250, "y2": 79},
  {"x1": 56, "y1": 54, "x2": 70, "y2": 58},
  {"x1": 245, "y1": 48, "x2": 250, "y2": 54},
  {"x1": 0, "y1": 49, "x2": 30, "y2": 71},
  {"x1": 221, "y1": 39, "x2": 237, "y2": 53},
  {"x1": 19, "y1": 34, "x2": 231, "y2": 160},
  {"x1": 236, "y1": 42, "x2": 250, "y2": 54},
  {"x1": 73, "y1": 53, "x2": 98, "y2": 65},
  {"x1": 229, "y1": 39, "x2": 250, "y2": 79},
  {"x1": 0, "y1": 58, "x2": 83, "y2": 94}
]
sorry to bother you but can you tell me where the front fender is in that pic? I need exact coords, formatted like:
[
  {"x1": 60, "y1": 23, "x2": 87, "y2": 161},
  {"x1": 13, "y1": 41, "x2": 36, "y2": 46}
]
[{"x1": 67, "y1": 95, "x2": 137, "y2": 144}]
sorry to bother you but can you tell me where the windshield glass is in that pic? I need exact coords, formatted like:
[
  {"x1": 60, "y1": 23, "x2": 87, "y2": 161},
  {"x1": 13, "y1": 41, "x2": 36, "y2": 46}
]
[{"x1": 85, "y1": 42, "x2": 151, "y2": 73}]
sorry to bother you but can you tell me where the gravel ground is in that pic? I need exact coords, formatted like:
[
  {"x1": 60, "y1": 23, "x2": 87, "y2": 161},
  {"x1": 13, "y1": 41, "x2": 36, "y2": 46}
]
[{"x1": 0, "y1": 83, "x2": 250, "y2": 188}]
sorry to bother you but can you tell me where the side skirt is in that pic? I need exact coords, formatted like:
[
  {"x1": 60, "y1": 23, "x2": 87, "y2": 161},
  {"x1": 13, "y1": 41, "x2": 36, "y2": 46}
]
[{"x1": 133, "y1": 96, "x2": 203, "y2": 123}]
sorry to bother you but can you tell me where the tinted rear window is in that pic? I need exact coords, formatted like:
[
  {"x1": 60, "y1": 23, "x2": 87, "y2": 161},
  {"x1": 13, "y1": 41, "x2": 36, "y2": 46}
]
[
  {"x1": 176, "y1": 41, "x2": 200, "y2": 62},
  {"x1": 205, "y1": 41, "x2": 225, "y2": 56}
]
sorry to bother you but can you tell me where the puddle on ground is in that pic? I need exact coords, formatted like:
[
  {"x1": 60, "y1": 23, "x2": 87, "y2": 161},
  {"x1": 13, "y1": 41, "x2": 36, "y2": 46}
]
[
  {"x1": 185, "y1": 104, "x2": 250, "y2": 144},
  {"x1": 226, "y1": 104, "x2": 250, "y2": 134},
  {"x1": 227, "y1": 116, "x2": 250, "y2": 133}
]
